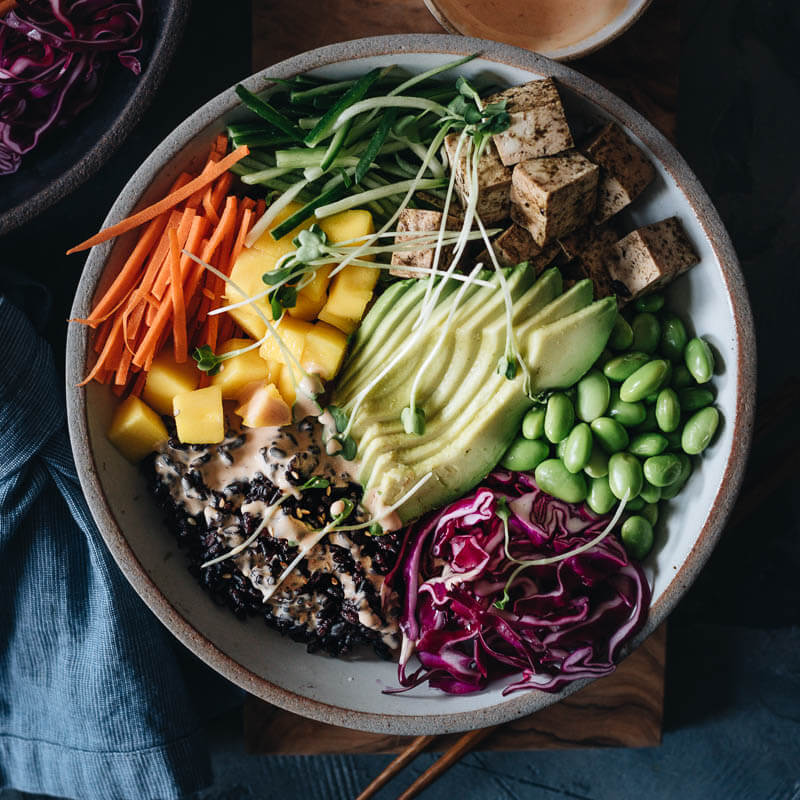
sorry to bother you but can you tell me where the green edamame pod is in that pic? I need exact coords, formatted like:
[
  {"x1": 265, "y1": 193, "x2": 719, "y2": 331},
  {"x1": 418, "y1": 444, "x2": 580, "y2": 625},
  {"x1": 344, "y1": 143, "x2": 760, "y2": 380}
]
[
  {"x1": 656, "y1": 388, "x2": 681, "y2": 433},
  {"x1": 603, "y1": 351, "x2": 650, "y2": 382},
  {"x1": 660, "y1": 313, "x2": 688, "y2": 362},
  {"x1": 586, "y1": 476, "x2": 617, "y2": 515},
  {"x1": 678, "y1": 387, "x2": 715, "y2": 412},
  {"x1": 642, "y1": 502, "x2": 659, "y2": 527},
  {"x1": 639, "y1": 480, "x2": 662, "y2": 504},
  {"x1": 608, "y1": 452, "x2": 644, "y2": 500},
  {"x1": 607, "y1": 388, "x2": 647, "y2": 427},
  {"x1": 629, "y1": 432, "x2": 668, "y2": 457},
  {"x1": 591, "y1": 417, "x2": 630, "y2": 454},
  {"x1": 660, "y1": 453, "x2": 692, "y2": 498},
  {"x1": 501, "y1": 438, "x2": 550, "y2": 471},
  {"x1": 684, "y1": 337, "x2": 715, "y2": 384},
  {"x1": 634, "y1": 293, "x2": 664, "y2": 313},
  {"x1": 563, "y1": 423, "x2": 593, "y2": 474},
  {"x1": 620, "y1": 359, "x2": 670, "y2": 403},
  {"x1": 681, "y1": 406, "x2": 720, "y2": 455},
  {"x1": 534, "y1": 459, "x2": 588, "y2": 503},
  {"x1": 671, "y1": 364, "x2": 694, "y2": 388},
  {"x1": 631, "y1": 312, "x2": 660, "y2": 354},
  {"x1": 583, "y1": 444, "x2": 609, "y2": 478},
  {"x1": 621, "y1": 516, "x2": 654, "y2": 560},
  {"x1": 576, "y1": 370, "x2": 611, "y2": 422},
  {"x1": 643, "y1": 453, "x2": 683, "y2": 487},
  {"x1": 522, "y1": 407, "x2": 546, "y2": 440},
  {"x1": 544, "y1": 393, "x2": 575, "y2": 444},
  {"x1": 609, "y1": 314, "x2": 634, "y2": 351}
]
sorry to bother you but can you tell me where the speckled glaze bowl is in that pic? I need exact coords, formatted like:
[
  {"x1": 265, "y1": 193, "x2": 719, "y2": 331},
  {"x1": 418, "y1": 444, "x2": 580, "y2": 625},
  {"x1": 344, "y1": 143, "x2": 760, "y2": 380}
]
[{"x1": 66, "y1": 35, "x2": 756, "y2": 735}]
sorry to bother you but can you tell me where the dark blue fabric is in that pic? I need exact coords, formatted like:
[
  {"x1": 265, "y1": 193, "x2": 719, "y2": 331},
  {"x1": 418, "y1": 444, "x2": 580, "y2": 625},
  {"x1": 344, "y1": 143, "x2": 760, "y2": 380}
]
[{"x1": 0, "y1": 292, "x2": 238, "y2": 800}]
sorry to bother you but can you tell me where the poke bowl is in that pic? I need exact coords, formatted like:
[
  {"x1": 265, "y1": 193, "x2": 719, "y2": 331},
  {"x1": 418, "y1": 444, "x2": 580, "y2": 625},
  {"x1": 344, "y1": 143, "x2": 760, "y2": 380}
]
[{"x1": 65, "y1": 34, "x2": 755, "y2": 735}]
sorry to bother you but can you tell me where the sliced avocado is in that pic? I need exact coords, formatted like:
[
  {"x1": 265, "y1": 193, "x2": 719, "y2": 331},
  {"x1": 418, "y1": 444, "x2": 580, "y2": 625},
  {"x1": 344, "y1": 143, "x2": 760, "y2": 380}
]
[
  {"x1": 345, "y1": 279, "x2": 412, "y2": 365},
  {"x1": 518, "y1": 278, "x2": 594, "y2": 335}
]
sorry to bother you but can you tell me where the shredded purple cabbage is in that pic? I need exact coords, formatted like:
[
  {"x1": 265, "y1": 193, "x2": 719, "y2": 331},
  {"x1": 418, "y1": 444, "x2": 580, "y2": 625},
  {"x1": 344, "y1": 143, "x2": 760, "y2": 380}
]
[
  {"x1": 384, "y1": 470, "x2": 650, "y2": 695},
  {"x1": 0, "y1": 0, "x2": 144, "y2": 174}
]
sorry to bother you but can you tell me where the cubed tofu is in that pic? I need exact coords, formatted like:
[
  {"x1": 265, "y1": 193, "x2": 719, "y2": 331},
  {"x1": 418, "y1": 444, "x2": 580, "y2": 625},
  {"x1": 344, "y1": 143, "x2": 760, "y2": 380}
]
[
  {"x1": 301, "y1": 321, "x2": 349, "y2": 381},
  {"x1": 443, "y1": 134, "x2": 511, "y2": 224},
  {"x1": 142, "y1": 350, "x2": 200, "y2": 415},
  {"x1": 107, "y1": 396, "x2": 169, "y2": 463},
  {"x1": 235, "y1": 382, "x2": 292, "y2": 428},
  {"x1": 482, "y1": 78, "x2": 574, "y2": 166},
  {"x1": 510, "y1": 151, "x2": 599, "y2": 246},
  {"x1": 608, "y1": 217, "x2": 699, "y2": 301},
  {"x1": 480, "y1": 224, "x2": 560, "y2": 274},
  {"x1": 390, "y1": 209, "x2": 462, "y2": 278},
  {"x1": 557, "y1": 225, "x2": 620, "y2": 299},
  {"x1": 259, "y1": 316, "x2": 314, "y2": 365},
  {"x1": 173, "y1": 385, "x2": 224, "y2": 445},
  {"x1": 210, "y1": 337, "x2": 270, "y2": 399},
  {"x1": 582, "y1": 122, "x2": 656, "y2": 223}
]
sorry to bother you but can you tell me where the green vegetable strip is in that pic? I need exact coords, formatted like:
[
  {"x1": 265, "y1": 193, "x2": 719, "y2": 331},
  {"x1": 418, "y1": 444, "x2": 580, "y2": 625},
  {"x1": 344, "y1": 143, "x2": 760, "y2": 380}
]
[
  {"x1": 304, "y1": 67, "x2": 384, "y2": 147},
  {"x1": 240, "y1": 166, "x2": 300, "y2": 185},
  {"x1": 331, "y1": 96, "x2": 450, "y2": 133},
  {"x1": 320, "y1": 120, "x2": 351, "y2": 171},
  {"x1": 354, "y1": 108, "x2": 397, "y2": 184},
  {"x1": 290, "y1": 78, "x2": 356, "y2": 104},
  {"x1": 231, "y1": 133, "x2": 297, "y2": 149},
  {"x1": 388, "y1": 54, "x2": 478, "y2": 97},
  {"x1": 314, "y1": 178, "x2": 446, "y2": 219},
  {"x1": 235, "y1": 85, "x2": 305, "y2": 142},
  {"x1": 246, "y1": 176, "x2": 313, "y2": 247},
  {"x1": 270, "y1": 183, "x2": 348, "y2": 240}
]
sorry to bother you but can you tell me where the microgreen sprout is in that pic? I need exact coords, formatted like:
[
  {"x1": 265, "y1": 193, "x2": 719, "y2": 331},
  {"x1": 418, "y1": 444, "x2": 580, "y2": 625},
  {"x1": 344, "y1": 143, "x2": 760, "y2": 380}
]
[
  {"x1": 400, "y1": 405, "x2": 426, "y2": 436},
  {"x1": 299, "y1": 475, "x2": 330, "y2": 491}
]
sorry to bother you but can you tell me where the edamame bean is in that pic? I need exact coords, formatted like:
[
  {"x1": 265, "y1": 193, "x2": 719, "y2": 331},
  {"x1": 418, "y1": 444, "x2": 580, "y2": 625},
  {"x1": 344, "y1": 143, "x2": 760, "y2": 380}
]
[
  {"x1": 627, "y1": 496, "x2": 646, "y2": 511},
  {"x1": 596, "y1": 348, "x2": 614, "y2": 369},
  {"x1": 534, "y1": 459, "x2": 588, "y2": 503},
  {"x1": 576, "y1": 370, "x2": 611, "y2": 422},
  {"x1": 556, "y1": 438, "x2": 568, "y2": 460},
  {"x1": 655, "y1": 388, "x2": 681, "y2": 433},
  {"x1": 681, "y1": 406, "x2": 720, "y2": 455},
  {"x1": 642, "y1": 502, "x2": 659, "y2": 527},
  {"x1": 643, "y1": 453, "x2": 683, "y2": 487},
  {"x1": 501, "y1": 438, "x2": 550, "y2": 471},
  {"x1": 620, "y1": 359, "x2": 670, "y2": 403},
  {"x1": 591, "y1": 417, "x2": 630, "y2": 454},
  {"x1": 544, "y1": 393, "x2": 575, "y2": 443},
  {"x1": 660, "y1": 453, "x2": 692, "y2": 498},
  {"x1": 608, "y1": 452, "x2": 644, "y2": 500},
  {"x1": 636, "y1": 405, "x2": 659, "y2": 433},
  {"x1": 639, "y1": 480, "x2": 662, "y2": 504},
  {"x1": 631, "y1": 312, "x2": 660, "y2": 354},
  {"x1": 603, "y1": 351, "x2": 650, "y2": 382},
  {"x1": 563, "y1": 423, "x2": 593, "y2": 474},
  {"x1": 664, "y1": 429, "x2": 683, "y2": 450},
  {"x1": 583, "y1": 444, "x2": 609, "y2": 478},
  {"x1": 678, "y1": 387, "x2": 715, "y2": 412},
  {"x1": 634, "y1": 293, "x2": 665, "y2": 313},
  {"x1": 660, "y1": 313, "x2": 688, "y2": 362},
  {"x1": 522, "y1": 407, "x2": 546, "y2": 440},
  {"x1": 629, "y1": 432, "x2": 668, "y2": 457},
  {"x1": 609, "y1": 314, "x2": 634, "y2": 351},
  {"x1": 586, "y1": 476, "x2": 617, "y2": 515},
  {"x1": 684, "y1": 337, "x2": 715, "y2": 384},
  {"x1": 621, "y1": 516, "x2": 654, "y2": 560},
  {"x1": 607, "y1": 388, "x2": 647, "y2": 427},
  {"x1": 671, "y1": 364, "x2": 694, "y2": 388}
]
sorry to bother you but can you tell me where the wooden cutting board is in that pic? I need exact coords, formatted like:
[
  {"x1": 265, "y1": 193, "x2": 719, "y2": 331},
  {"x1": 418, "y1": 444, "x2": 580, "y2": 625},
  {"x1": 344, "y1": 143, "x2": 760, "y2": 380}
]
[{"x1": 246, "y1": 0, "x2": 678, "y2": 753}]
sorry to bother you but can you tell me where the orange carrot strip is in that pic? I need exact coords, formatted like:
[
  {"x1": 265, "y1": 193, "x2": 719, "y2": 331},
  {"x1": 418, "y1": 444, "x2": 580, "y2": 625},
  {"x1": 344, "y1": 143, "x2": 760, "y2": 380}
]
[
  {"x1": 131, "y1": 370, "x2": 147, "y2": 398},
  {"x1": 67, "y1": 145, "x2": 249, "y2": 254},
  {"x1": 115, "y1": 345, "x2": 134, "y2": 386},
  {"x1": 153, "y1": 208, "x2": 196, "y2": 300},
  {"x1": 93, "y1": 317, "x2": 112, "y2": 354},
  {"x1": 79, "y1": 314, "x2": 125, "y2": 386},
  {"x1": 202, "y1": 187, "x2": 220, "y2": 226},
  {"x1": 140, "y1": 209, "x2": 182, "y2": 295},
  {"x1": 229, "y1": 207, "x2": 252, "y2": 270},
  {"x1": 210, "y1": 172, "x2": 233, "y2": 211},
  {"x1": 169, "y1": 228, "x2": 188, "y2": 364}
]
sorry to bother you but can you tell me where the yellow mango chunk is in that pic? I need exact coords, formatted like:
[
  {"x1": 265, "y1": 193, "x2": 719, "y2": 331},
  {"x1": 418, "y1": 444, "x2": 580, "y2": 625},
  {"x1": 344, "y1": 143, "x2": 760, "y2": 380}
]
[
  {"x1": 317, "y1": 208, "x2": 375, "y2": 246},
  {"x1": 288, "y1": 265, "x2": 333, "y2": 321},
  {"x1": 259, "y1": 316, "x2": 314, "y2": 365},
  {"x1": 224, "y1": 248, "x2": 277, "y2": 339},
  {"x1": 210, "y1": 337, "x2": 270, "y2": 399},
  {"x1": 314, "y1": 309, "x2": 358, "y2": 335},
  {"x1": 301, "y1": 321, "x2": 349, "y2": 381},
  {"x1": 143, "y1": 350, "x2": 200, "y2": 416},
  {"x1": 108, "y1": 396, "x2": 168, "y2": 463},
  {"x1": 235, "y1": 382, "x2": 292, "y2": 428},
  {"x1": 276, "y1": 362, "x2": 297, "y2": 406},
  {"x1": 173, "y1": 385, "x2": 224, "y2": 444}
]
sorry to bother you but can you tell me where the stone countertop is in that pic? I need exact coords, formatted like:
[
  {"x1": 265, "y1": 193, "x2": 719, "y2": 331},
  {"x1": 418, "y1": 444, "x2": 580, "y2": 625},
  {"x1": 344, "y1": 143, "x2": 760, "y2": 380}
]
[{"x1": 2, "y1": 0, "x2": 798, "y2": 797}]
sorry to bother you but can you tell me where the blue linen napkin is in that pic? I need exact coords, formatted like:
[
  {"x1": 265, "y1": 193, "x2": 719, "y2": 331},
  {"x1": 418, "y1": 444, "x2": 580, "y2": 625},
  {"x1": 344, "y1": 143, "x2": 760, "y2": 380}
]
[{"x1": 0, "y1": 287, "x2": 239, "y2": 800}]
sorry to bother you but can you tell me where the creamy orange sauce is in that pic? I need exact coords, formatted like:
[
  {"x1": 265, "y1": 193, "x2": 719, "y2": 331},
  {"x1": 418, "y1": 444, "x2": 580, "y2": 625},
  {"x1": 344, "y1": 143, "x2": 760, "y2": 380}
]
[{"x1": 433, "y1": 0, "x2": 630, "y2": 53}]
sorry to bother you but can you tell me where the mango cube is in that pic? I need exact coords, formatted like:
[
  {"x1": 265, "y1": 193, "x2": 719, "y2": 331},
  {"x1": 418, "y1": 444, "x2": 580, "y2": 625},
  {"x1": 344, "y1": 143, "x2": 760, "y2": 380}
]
[
  {"x1": 317, "y1": 208, "x2": 375, "y2": 245},
  {"x1": 276, "y1": 362, "x2": 297, "y2": 406},
  {"x1": 235, "y1": 382, "x2": 292, "y2": 428},
  {"x1": 301, "y1": 322, "x2": 349, "y2": 381},
  {"x1": 108, "y1": 396, "x2": 168, "y2": 463},
  {"x1": 259, "y1": 316, "x2": 314, "y2": 365},
  {"x1": 142, "y1": 350, "x2": 200, "y2": 415},
  {"x1": 173, "y1": 385, "x2": 224, "y2": 444},
  {"x1": 225, "y1": 248, "x2": 277, "y2": 339},
  {"x1": 210, "y1": 337, "x2": 270, "y2": 399},
  {"x1": 288, "y1": 265, "x2": 333, "y2": 321}
]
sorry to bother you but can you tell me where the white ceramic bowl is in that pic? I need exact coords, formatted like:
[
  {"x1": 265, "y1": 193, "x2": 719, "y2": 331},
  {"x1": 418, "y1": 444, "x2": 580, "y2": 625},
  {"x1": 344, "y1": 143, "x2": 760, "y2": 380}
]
[{"x1": 66, "y1": 35, "x2": 755, "y2": 735}]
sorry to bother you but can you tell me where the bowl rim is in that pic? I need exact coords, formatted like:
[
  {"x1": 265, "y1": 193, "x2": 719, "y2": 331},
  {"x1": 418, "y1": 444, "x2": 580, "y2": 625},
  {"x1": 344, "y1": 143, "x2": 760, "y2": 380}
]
[
  {"x1": 0, "y1": 0, "x2": 192, "y2": 237},
  {"x1": 421, "y1": 0, "x2": 655, "y2": 62},
  {"x1": 66, "y1": 33, "x2": 756, "y2": 735}
]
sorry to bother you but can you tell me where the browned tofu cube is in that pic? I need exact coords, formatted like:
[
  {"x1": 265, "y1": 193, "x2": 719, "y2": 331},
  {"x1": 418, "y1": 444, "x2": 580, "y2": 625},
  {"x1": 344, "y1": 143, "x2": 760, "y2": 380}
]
[
  {"x1": 608, "y1": 217, "x2": 699, "y2": 299},
  {"x1": 483, "y1": 78, "x2": 574, "y2": 166},
  {"x1": 510, "y1": 151, "x2": 599, "y2": 246},
  {"x1": 583, "y1": 122, "x2": 656, "y2": 223},
  {"x1": 390, "y1": 209, "x2": 462, "y2": 278},
  {"x1": 443, "y1": 134, "x2": 511, "y2": 223},
  {"x1": 557, "y1": 225, "x2": 620, "y2": 299},
  {"x1": 479, "y1": 224, "x2": 560, "y2": 274}
]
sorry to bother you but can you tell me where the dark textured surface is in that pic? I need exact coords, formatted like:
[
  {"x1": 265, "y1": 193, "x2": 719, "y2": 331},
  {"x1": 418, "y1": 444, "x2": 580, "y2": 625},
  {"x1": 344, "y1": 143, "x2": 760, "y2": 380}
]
[{"x1": 2, "y1": 0, "x2": 799, "y2": 796}]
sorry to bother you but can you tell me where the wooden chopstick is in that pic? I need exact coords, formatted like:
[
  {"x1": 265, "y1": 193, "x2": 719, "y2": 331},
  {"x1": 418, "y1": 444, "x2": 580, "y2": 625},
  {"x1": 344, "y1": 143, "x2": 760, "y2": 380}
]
[{"x1": 355, "y1": 735, "x2": 435, "y2": 800}]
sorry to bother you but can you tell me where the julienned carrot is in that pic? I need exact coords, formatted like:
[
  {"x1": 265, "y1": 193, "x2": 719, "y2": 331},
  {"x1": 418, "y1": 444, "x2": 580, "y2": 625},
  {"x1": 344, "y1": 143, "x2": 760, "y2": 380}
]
[
  {"x1": 202, "y1": 187, "x2": 220, "y2": 226},
  {"x1": 169, "y1": 227, "x2": 188, "y2": 363},
  {"x1": 210, "y1": 172, "x2": 233, "y2": 211},
  {"x1": 153, "y1": 207, "x2": 197, "y2": 300},
  {"x1": 187, "y1": 136, "x2": 230, "y2": 208},
  {"x1": 131, "y1": 370, "x2": 147, "y2": 398},
  {"x1": 79, "y1": 313, "x2": 125, "y2": 386},
  {"x1": 66, "y1": 145, "x2": 249, "y2": 255}
]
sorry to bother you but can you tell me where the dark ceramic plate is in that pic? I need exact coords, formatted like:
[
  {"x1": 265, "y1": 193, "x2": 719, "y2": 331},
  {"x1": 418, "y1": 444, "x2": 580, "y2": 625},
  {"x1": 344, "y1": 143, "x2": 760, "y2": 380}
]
[{"x1": 0, "y1": 0, "x2": 191, "y2": 236}]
